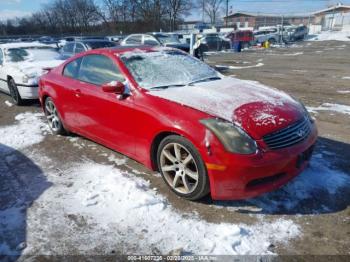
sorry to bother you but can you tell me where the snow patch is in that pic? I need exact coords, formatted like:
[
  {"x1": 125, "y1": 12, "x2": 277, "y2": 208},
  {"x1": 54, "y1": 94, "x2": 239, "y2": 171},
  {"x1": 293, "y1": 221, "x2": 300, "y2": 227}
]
[
  {"x1": 107, "y1": 154, "x2": 127, "y2": 166},
  {"x1": 4, "y1": 100, "x2": 13, "y2": 107},
  {"x1": 0, "y1": 112, "x2": 49, "y2": 150},
  {"x1": 61, "y1": 162, "x2": 300, "y2": 255},
  {"x1": 307, "y1": 103, "x2": 350, "y2": 115},
  {"x1": 242, "y1": 152, "x2": 350, "y2": 213},
  {"x1": 282, "y1": 52, "x2": 303, "y2": 56},
  {"x1": 308, "y1": 31, "x2": 350, "y2": 42},
  {"x1": 0, "y1": 41, "x2": 57, "y2": 49},
  {"x1": 215, "y1": 63, "x2": 264, "y2": 70},
  {"x1": 337, "y1": 90, "x2": 350, "y2": 94}
]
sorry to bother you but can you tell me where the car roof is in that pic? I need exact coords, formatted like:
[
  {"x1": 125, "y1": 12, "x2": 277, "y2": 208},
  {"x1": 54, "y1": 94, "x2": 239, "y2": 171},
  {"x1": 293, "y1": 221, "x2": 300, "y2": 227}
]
[
  {"x1": 80, "y1": 39, "x2": 113, "y2": 43},
  {"x1": 79, "y1": 46, "x2": 175, "y2": 57}
]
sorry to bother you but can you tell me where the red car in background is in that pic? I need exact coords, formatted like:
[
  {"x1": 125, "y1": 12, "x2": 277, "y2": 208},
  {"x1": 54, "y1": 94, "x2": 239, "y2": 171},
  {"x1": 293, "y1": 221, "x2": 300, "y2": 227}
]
[
  {"x1": 227, "y1": 30, "x2": 254, "y2": 48},
  {"x1": 39, "y1": 47, "x2": 317, "y2": 200}
]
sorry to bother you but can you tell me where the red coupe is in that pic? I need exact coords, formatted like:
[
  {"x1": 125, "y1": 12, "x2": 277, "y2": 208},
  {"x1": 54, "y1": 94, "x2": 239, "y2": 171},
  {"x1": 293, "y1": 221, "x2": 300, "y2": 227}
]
[{"x1": 39, "y1": 47, "x2": 317, "y2": 200}]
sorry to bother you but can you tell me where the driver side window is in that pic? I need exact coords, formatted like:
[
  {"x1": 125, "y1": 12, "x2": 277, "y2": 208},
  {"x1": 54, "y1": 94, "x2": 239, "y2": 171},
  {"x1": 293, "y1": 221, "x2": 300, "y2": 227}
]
[{"x1": 77, "y1": 54, "x2": 125, "y2": 86}]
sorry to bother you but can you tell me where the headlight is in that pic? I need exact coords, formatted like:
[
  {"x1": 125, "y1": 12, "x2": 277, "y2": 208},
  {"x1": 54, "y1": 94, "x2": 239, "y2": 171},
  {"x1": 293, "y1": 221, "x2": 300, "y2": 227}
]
[
  {"x1": 200, "y1": 119, "x2": 257, "y2": 154},
  {"x1": 22, "y1": 75, "x2": 38, "y2": 85},
  {"x1": 293, "y1": 97, "x2": 314, "y2": 124}
]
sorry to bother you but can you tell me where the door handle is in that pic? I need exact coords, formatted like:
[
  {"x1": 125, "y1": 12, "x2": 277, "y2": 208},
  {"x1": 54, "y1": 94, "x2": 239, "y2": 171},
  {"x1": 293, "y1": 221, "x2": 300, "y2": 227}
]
[{"x1": 75, "y1": 89, "x2": 82, "y2": 98}]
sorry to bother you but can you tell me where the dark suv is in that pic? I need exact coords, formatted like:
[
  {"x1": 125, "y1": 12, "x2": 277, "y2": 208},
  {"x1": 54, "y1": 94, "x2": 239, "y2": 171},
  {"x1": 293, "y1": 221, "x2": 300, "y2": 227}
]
[{"x1": 60, "y1": 39, "x2": 116, "y2": 59}]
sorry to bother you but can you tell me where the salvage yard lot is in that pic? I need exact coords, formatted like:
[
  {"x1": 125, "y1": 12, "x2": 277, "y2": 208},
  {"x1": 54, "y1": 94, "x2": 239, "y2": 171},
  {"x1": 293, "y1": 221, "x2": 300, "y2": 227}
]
[{"x1": 0, "y1": 40, "x2": 349, "y2": 258}]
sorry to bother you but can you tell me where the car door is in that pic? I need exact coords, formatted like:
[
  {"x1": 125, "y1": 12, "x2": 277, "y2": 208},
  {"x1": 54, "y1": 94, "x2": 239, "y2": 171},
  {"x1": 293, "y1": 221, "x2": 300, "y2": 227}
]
[
  {"x1": 0, "y1": 48, "x2": 9, "y2": 92},
  {"x1": 73, "y1": 54, "x2": 136, "y2": 157},
  {"x1": 59, "y1": 57, "x2": 83, "y2": 129}
]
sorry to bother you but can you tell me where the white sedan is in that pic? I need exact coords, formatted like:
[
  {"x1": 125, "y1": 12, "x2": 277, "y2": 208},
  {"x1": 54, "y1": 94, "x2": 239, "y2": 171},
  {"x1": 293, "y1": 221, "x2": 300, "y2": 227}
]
[{"x1": 0, "y1": 42, "x2": 64, "y2": 105}]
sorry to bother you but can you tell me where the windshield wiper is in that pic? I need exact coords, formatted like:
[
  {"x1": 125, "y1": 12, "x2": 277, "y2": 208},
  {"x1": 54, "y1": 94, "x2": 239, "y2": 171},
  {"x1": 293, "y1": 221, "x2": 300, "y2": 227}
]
[
  {"x1": 150, "y1": 84, "x2": 186, "y2": 90},
  {"x1": 187, "y1": 76, "x2": 221, "y2": 85}
]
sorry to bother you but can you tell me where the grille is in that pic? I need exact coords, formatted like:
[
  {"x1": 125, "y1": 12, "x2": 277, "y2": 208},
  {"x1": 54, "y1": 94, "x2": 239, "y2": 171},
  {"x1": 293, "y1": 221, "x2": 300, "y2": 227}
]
[
  {"x1": 263, "y1": 118, "x2": 311, "y2": 150},
  {"x1": 246, "y1": 173, "x2": 287, "y2": 189}
]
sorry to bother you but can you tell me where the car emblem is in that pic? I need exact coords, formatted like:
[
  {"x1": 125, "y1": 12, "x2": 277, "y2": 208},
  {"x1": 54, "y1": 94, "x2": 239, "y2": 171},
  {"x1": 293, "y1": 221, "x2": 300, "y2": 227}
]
[{"x1": 296, "y1": 129, "x2": 305, "y2": 137}]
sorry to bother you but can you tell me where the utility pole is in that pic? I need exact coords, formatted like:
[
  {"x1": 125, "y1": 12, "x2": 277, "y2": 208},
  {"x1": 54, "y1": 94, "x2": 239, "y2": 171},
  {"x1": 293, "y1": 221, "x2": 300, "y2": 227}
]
[
  {"x1": 226, "y1": 0, "x2": 229, "y2": 27},
  {"x1": 202, "y1": 0, "x2": 205, "y2": 23}
]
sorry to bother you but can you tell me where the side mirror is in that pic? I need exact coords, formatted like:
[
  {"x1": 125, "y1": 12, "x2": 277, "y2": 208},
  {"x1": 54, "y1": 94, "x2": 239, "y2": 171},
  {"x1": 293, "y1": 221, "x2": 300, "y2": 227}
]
[{"x1": 102, "y1": 81, "x2": 125, "y2": 95}]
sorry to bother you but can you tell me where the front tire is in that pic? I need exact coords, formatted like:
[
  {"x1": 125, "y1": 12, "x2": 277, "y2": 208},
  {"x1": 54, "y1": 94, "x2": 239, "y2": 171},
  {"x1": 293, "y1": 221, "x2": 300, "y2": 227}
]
[
  {"x1": 8, "y1": 78, "x2": 23, "y2": 106},
  {"x1": 268, "y1": 38, "x2": 277, "y2": 45},
  {"x1": 44, "y1": 97, "x2": 66, "y2": 135},
  {"x1": 157, "y1": 135, "x2": 210, "y2": 200}
]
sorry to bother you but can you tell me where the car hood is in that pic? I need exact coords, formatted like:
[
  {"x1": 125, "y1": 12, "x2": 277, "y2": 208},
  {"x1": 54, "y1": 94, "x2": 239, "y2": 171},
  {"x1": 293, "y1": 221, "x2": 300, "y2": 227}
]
[
  {"x1": 164, "y1": 43, "x2": 190, "y2": 50},
  {"x1": 148, "y1": 77, "x2": 304, "y2": 139},
  {"x1": 16, "y1": 60, "x2": 64, "y2": 77}
]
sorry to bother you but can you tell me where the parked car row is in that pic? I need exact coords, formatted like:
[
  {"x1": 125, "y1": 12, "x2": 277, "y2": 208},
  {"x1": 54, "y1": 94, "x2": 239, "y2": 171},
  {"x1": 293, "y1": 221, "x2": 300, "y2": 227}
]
[
  {"x1": 253, "y1": 25, "x2": 309, "y2": 45},
  {"x1": 120, "y1": 33, "x2": 190, "y2": 52}
]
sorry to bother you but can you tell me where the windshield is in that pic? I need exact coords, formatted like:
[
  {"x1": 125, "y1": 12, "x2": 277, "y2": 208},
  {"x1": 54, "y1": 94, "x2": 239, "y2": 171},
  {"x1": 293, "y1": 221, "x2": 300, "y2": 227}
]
[
  {"x1": 6, "y1": 48, "x2": 29, "y2": 62},
  {"x1": 121, "y1": 50, "x2": 220, "y2": 89},
  {"x1": 6, "y1": 47, "x2": 60, "y2": 62},
  {"x1": 156, "y1": 35, "x2": 181, "y2": 44},
  {"x1": 86, "y1": 41, "x2": 116, "y2": 49}
]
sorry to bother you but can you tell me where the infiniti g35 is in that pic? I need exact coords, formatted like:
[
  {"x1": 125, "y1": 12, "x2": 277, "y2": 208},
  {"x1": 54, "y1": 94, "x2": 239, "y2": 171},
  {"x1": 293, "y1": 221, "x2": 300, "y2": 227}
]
[{"x1": 39, "y1": 47, "x2": 317, "y2": 200}]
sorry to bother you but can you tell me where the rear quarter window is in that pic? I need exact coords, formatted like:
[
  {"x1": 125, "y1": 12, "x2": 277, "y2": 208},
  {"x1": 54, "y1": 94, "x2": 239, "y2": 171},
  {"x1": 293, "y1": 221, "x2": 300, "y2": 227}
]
[{"x1": 63, "y1": 57, "x2": 82, "y2": 79}]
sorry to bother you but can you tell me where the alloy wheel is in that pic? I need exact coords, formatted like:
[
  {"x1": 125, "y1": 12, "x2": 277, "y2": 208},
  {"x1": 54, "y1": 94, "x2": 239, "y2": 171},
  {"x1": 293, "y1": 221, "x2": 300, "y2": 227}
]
[
  {"x1": 160, "y1": 142, "x2": 199, "y2": 194},
  {"x1": 45, "y1": 100, "x2": 61, "y2": 132}
]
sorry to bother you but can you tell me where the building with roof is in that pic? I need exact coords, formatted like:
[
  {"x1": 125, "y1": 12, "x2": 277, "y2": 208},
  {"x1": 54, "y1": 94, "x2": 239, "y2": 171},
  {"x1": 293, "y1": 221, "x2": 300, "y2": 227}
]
[
  {"x1": 223, "y1": 3, "x2": 350, "y2": 30},
  {"x1": 223, "y1": 11, "x2": 312, "y2": 29},
  {"x1": 313, "y1": 3, "x2": 350, "y2": 30}
]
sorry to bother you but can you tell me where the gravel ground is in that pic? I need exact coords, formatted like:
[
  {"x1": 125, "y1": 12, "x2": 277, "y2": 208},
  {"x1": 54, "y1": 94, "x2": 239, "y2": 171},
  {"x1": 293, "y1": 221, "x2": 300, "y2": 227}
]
[{"x1": 0, "y1": 40, "x2": 349, "y2": 259}]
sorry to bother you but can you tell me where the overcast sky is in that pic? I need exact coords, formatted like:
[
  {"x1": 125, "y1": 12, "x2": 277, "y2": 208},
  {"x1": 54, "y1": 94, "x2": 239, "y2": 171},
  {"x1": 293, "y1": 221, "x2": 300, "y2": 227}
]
[{"x1": 1, "y1": 0, "x2": 350, "y2": 21}]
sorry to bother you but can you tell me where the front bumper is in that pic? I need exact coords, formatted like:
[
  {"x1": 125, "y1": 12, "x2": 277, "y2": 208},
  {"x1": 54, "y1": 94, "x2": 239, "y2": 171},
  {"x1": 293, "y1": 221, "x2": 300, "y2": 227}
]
[
  {"x1": 205, "y1": 123, "x2": 318, "y2": 200},
  {"x1": 17, "y1": 84, "x2": 39, "y2": 99}
]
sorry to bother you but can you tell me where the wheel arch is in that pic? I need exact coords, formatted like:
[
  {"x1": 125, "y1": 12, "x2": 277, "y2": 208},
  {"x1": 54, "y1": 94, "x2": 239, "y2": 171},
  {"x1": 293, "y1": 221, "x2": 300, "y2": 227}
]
[
  {"x1": 7, "y1": 75, "x2": 12, "y2": 82},
  {"x1": 41, "y1": 94, "x2": 50, "y2": 108},
  {"x1": 150, "y1": 131, "x2": 180, "y2": 171},
  {"x1": 149, "y1": 125, "x2": 206, "y2": 172}
]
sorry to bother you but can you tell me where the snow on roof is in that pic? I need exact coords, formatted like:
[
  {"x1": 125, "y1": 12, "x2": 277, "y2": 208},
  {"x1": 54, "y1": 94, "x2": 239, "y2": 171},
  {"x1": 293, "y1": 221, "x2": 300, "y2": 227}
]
[
  {"x1": 225, "y1": 3, "x2": 350, "y2": 19},
  {"x1": 0, "y1": 41, "x2": 55, "y2": 49},
  {"x1": 224, "y1": 11, "x2": 312, "y2": 18},
  {"x1": 313, "y1": 4, "x2": 350, "y2": 15}
]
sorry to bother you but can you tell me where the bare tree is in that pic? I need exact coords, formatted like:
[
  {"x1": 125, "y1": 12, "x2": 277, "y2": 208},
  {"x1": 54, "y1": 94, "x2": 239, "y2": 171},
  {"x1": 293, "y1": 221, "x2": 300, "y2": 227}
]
[
  {"x1": 166, "y1": 0, "x2": 193, "y2": 31},
  {"x1": 0, "y1": 0, "x2": 195, "y2": 36},
  {"x1": 204, "y1": 0, "x2": 223, "y2": 25}
]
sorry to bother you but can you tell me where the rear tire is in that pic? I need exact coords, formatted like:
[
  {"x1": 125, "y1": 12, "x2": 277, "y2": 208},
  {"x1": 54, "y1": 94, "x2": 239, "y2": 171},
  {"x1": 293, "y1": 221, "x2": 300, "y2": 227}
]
[
  {"x1": 8, "y1": 78, "x2": 23, "y2": 106},
  {"x1": 157, "y1": 135, "x2": 210, "y2": 200},
  {"x1": 268, "y1": 38, "x2": 276, "y2": 45},
  {"x1": 44, "y1": 97, "x2": 66, "y2": 135}
]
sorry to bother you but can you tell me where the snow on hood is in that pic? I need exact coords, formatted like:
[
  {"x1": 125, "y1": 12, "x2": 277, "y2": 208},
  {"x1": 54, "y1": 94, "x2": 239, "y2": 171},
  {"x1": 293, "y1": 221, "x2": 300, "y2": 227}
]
[
  {"x1": 149, "y1": 76, "x2": 299, "y2": 124},
  {"x1": 15, "y1": 60, "x2": 63, "y2": 78}
]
